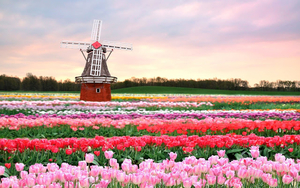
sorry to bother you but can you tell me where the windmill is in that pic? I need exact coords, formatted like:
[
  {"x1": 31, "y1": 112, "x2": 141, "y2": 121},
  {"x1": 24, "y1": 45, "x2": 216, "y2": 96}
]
[{"x1": 61, "y1": 20, "x2": 132, "y2": 101}]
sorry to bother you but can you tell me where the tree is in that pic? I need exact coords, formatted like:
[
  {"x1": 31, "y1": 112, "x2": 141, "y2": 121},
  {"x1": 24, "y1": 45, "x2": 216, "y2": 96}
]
[
  {"x1": 0, "y1": 75, "x2": 21, "y2": 91},
  {"x1": 21, "y1": 73, "x2": 41, "y2": 91}
]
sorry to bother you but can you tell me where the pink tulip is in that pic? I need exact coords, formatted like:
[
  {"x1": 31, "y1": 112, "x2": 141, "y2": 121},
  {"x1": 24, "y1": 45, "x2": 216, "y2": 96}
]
[
  {"x1": 211, "y1": 166, "x2": 222, "y2": 176},
  {"x1": 90, "y1": 167, "x2": 101, "y2": 177},
  {"x1": 29, "y1": 165, "x2": 39, "y2": 174},
  {"x1": 149, "y1": 175, "x2": 160, "y2": 185},
  {"x1": 99, "y1": 179, "x2": 111, "y2": 188},
  {"x1": 101, "y1": 170, "x2": 111, "y2": 180},
  {"x1": 169, "y1": 152, "x2": 177, "y2": 161},
  {"x1": 237, "y1": 168, "x2": 248, "y2": 179},
  {"x1": 217, "y1": 176, "x2": 226, "y2": 185},
  {"x1": 183, "y1": 178, "x2": 193, "y2": 188},
  {"x1": 225, "y1": 177, "x2": 243, "y2": 188},
  {"x1": 275, "y1": 153, "x2": 286, "y2": 163},
  {"x1": 282, "y1": 174, "x2": 293, "y2": 184},
  {"x1": 217, "y1": 158, "x2": 228, "y2": 166},
  {"x1": 250, "y1": 149, "x2": 259, "y2": 158},
  {"x1": 230, "y1": 163, "x2": 239, "y2": 171},
  {"x1": 109, "y1": 158, "x2": 118, "y2": 167},
  {"x1": 164, "y1": 177, "x2": 175, "y2": 186},
  {"x1": 15, "y1": 163, "x2": 25, "y2": 172},
  {"x1": 78, "y1": 161, "x2": 87, "y2": 170},
  {"x1": 0, "y1": 166, "x2": 5, "y2": 175},
  {"x1": 85, "y1": 153, "x2": 94, "y2": 163},
  {"x1": 25, "y1": 177, "x2": 36, "y2": 187},
  {"x1": 290, "y1": 168, "x2": 299, "y2": 178},
  {"x1": 206, "y1": 174, "x2": 216, "y2": 185},
  {"x1": 132, "y1": 173, "x2": 143, "y2": 185},
  {"x1": 199, "y1": 162, "x2": 210, "y2": 173},
  {"x1": 131, "y1": 164, "x2": 138, "y2": 173},
  {"x1": 275, "y1": 163, "x2": 284, "y2": 172},
  {"x1": 11, "y1": 182, "x2": 19, "y2": 188},
  {"x1": 104, "y1": 151, "x2": 114, "y2": 159},
  {"x1": 121, "y1": 162, "x2": 130, "y2": 173},
  {"x1": 64, "y1": 173, "x2": 74, "y2": 181},
  {"x1": 217, "y1": 150, "x2": 225, "y2": 158},
  {"x1": 250, "y1": 146, "x2": 259, "y2": 151},
  {"x1": 116, "y1": 171, "x2": 126, "y2": 182},
  {"x1": 20, "y1": 171, "x2": 28, "y2": 179},
  {"x1": 79, "y1": 177, "x2": 89, "y2": 188},
  {"x1": 262, "y1": 163, "x2": 273, "y2": 173},
  {"x1": 47, "y1": 163, "x2": 59, "y2": 172},
  {"x1": 1, "y1": 179, "x2": 11, "y2": 188},
  {"x1": 226, "y1": 170, "x2": 235, "y2": 178},
  {"x1": 268, "y1": 178, "x2": 278, "y2": 187},
  {"x1": 261, "y1": 173, "x2": 272, "y2": 183},
  {"x1": 193, "y1": 181, "x2": 206, "y2": 188},
  {"x1": 49, "y1": 182, "x2": 63, "y2": 188},
  {"x1": 208, "y1": 156, "x2": 219, "y2": 165}
]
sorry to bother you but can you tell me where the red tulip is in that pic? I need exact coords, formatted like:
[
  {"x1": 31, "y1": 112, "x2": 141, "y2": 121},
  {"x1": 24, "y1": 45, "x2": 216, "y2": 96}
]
[
  {"x1": 66, "y1": 149, "x2": 72, "y2": 155},
  {"x1": 5, "y1": 163, "x2": 11, "y2": 169},
  {"x1": 94, "y1": 151, "x2": 100, "y2": 156}
]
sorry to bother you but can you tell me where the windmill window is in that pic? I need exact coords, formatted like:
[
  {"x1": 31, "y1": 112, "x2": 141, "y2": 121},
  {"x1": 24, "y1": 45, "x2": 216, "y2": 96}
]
[{"x1": 96, "y1": 88, "x2": 101, "y2": 93}]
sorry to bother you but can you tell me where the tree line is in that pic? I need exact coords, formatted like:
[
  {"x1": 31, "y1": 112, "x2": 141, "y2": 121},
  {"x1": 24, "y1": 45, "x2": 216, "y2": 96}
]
[
  {"x1": 1, "y1": 74, "x2": 300, "y2": 92},
  {"x1": 111, "y1": 77, "x2": 300, "y2": 92},
  {"x1": 0, "y1": 73, "x2": 80, "y2": 91}
]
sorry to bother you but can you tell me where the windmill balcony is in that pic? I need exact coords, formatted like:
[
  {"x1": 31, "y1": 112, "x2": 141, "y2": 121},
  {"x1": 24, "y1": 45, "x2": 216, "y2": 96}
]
[{"x1": 75, "y1": 76, "x2": 117, "y2": 84}]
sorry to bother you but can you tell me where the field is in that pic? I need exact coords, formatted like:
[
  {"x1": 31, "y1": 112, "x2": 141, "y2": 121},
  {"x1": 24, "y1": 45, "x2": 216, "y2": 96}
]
[
  {"x1": 112, "y1": 86, "x2": 300, "y2": 95},
  {"x1": 1, "y1": 92, "x2": 300, "y2": 187},
  {"x1": 2, "y1": 86, "x2": 300, "y2": 95}
]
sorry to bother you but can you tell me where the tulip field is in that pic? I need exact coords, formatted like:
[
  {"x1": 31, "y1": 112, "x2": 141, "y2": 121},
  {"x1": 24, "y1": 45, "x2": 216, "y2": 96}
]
[{"x1": 1, "y1": 93, "x2": 300, "y2": 187}]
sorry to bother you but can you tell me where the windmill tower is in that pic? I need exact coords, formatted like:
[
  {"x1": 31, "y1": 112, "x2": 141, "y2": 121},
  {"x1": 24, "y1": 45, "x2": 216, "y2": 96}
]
[{"x1": 61, "y1": 20, "x2": 132, "y2": 101}]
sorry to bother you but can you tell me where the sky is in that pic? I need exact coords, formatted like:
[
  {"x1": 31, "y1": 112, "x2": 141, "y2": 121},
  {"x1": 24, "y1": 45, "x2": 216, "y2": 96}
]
[{"x1": 0, "y1": 0, "x2": 300, "y2": 86}]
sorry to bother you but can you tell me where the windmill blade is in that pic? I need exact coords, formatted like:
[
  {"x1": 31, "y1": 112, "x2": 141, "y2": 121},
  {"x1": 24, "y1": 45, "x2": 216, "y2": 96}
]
[
  {"x1": 61, "y1": 41, "x2": 91, "y2": 49},
  {"x1": 91, "y1": 20, "x2": 102, "y2": 41},
  {"x1": 90, "y1": 49, "x2": 103, "y2": 76},
  {"x1": 102, "y1": 40, "x2": 133, "y2": 51}
]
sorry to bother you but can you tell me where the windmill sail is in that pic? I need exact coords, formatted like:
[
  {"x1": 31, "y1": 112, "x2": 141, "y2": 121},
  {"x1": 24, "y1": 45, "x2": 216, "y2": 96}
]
[
  {"x1": 91, "y1": 20, "x2": 102, "y2": 41},
  {"x1": 61, "y1": 41, "x2": 91, "y2": 49},
  {"x1": 90, "y1": 49, "x2": 102, "y2": 76},
  {"x1": 102, "y1": 40, "x2": 133, "y2": 51}
]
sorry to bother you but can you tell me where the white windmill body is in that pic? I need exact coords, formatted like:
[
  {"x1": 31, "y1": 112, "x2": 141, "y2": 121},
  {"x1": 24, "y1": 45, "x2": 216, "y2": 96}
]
[{"x1": 61, "y1": 20, "x2": 132, "y2": 101}]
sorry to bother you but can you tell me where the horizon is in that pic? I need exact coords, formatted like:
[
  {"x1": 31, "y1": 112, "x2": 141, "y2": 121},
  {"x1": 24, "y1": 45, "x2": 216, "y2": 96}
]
[
  {"x1": 1, "y1": 0, "x2": 300, "y2": 87},
  {"x1": 2, "y1": 73, "x2": 298, "y2": 88}
]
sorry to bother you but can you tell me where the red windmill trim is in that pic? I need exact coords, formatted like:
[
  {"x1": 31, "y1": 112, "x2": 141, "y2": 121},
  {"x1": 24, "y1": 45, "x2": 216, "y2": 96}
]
[{"x1": 92, "y1": 41, "x2": 102, "y2": 49}]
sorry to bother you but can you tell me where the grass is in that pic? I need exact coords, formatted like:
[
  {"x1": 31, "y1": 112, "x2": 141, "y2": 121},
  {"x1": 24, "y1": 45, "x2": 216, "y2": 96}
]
[
  {"x1": 1, "y1": 86, "x2": 300, "y2": 95},
  {"x1": 0, "y1": 91, "x2": 80, "y2": 94},
  {"x1": 111, "y1": 86, "x2": 300, "y2": 95}
]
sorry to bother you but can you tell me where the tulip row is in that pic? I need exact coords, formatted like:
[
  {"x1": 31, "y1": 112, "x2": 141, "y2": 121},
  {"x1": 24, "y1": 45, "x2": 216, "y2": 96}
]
[
  {"x1": 1, "y1": 149, "x2": 300, "y2": 187},
  {"x1": 0, "y1": 134, "x2": 299, "y2": 155},
  {"x1": 0, "y1": 101, "x2": 214, "y2": 116},
  {"x1": 148, "y1": 95, "x2": 300, "y2": 103},
  {"x1": 0, "y1": 116, "x2": 275, "y2": 130},
  {"x1": 0, "y1": 100, "x2": 213, "y2": 108},
  {"x1": 2, "y1": 106, "x2": 300, "y2": 117},
  {"x1": 2, "y1": 93, "x2": 300, "y2": 103},
  {"x1": 1, "y1": 116, "x2": 300, "y2": 138},
  {"x1": 0, "y1": 93, "x2": 170, "y2": 101},
  {"x1": 2, "y1": 110, "x2": 300, "y2": 120}
]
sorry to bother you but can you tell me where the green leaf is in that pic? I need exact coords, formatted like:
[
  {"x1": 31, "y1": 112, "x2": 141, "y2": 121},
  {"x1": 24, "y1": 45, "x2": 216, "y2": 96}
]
[
  {"x1": 234, "y1": 153, "x2": 243, "y2": 160},
  {"x1": 226, "y1": 148, "x2": 244, "y2": 154},
  {"x1": 263, "y1": 148, "x2": 270, "y2": 157},
  {"x1": 92, "y1": 160, "x2": 100, "y2": 166}
]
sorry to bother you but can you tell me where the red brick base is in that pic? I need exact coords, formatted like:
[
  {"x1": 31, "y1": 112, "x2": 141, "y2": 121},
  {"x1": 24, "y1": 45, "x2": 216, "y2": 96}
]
[{"x1": 80, "y1": 83, "x2": 111, "y2": 101}]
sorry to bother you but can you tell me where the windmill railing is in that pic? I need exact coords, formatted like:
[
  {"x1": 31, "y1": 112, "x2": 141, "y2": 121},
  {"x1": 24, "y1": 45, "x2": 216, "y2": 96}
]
[{"x1": 75, "y1": 76, "x2": 117, "y2": 84}]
